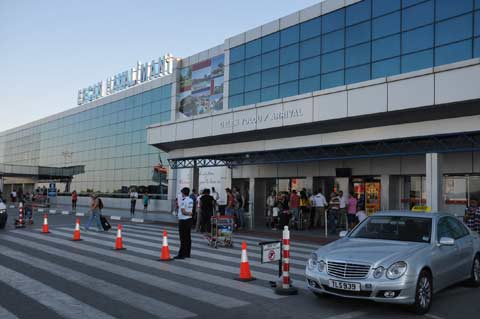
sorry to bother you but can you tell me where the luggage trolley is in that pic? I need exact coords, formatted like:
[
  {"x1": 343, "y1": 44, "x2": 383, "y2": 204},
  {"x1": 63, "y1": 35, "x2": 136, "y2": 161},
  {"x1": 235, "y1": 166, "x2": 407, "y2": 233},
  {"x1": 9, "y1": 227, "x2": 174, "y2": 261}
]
[{"x1": 206, "y1": 216, "x2": 234, "y2": 248}]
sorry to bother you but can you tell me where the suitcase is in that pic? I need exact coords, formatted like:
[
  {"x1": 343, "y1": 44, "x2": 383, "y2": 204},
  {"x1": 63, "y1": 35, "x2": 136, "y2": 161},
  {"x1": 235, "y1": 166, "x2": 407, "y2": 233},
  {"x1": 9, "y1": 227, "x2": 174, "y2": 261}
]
[{"x1": 100, "y1": 215, "x2": 111, "y2": 231}]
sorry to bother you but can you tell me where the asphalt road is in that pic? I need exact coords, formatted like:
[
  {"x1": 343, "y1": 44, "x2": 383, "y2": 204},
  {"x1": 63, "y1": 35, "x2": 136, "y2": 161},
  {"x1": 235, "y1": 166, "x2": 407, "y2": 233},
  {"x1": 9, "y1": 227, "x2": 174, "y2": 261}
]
[{"x1": 0, "y1": 208, "x2": 479, "y2": 319}]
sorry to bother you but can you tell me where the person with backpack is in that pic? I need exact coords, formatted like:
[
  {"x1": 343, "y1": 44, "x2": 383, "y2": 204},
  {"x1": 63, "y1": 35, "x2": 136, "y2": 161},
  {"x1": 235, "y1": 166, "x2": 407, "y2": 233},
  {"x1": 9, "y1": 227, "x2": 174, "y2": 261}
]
[{"x1": 83, "y1": 193, "x2": 103, "y2": 232}]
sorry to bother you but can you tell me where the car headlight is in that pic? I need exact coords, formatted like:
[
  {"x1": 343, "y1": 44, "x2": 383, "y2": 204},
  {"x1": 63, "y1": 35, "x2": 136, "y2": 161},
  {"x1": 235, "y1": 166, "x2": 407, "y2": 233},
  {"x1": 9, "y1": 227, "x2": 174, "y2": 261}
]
[
  {"x1": 318, "y1": 260, "x2": 326, "y2": 272},
  {"x1": 386, "y1": 262, "x2": 407, "y2": 280},
  {"x1": 0, "y1": 209, "x2": 6, "y2": 215},
  {"x1": 373, "y1": 266, "x2": 385, "y2": 279},
  {"x1": 308, "y1": 253, "x2": 318, "y2": 270}
]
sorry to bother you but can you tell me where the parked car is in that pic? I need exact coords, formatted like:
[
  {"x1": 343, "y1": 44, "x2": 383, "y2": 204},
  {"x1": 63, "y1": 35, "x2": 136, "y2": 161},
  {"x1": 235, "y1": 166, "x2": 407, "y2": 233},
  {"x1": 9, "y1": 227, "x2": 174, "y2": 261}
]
[
  {"x1": 0, "y1": 198, "x2": 7, "y2": 229},
  {"x1": 305, "y1": 212, "x2": 480, "y2": 314}
]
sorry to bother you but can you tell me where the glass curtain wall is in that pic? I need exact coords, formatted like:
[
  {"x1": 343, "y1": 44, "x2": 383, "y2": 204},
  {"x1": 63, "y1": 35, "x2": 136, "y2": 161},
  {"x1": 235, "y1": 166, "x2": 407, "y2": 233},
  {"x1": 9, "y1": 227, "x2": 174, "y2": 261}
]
[
  {"x1": 0, "y1": 84, "x2": 172, "y2": 199},
  {"x1": 229, "y1": 0, "x2": 480, "y2": 108}
]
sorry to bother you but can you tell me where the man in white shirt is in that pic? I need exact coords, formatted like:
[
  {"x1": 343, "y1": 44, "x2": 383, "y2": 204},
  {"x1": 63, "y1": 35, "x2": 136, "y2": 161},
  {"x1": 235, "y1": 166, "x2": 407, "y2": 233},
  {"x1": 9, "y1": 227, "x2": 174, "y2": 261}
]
[
  {"x1": 338, "y1": 190, "x2": 348, "y2": 229},
  {"x1": 175, "y1": 187, "x2": 193, "y2": 259},
  {"x1": 312, "y1": 189, "x2": 327, "y2": 228},
  {"x1": 129, "y1": 189, "x2": 138, "y2": 217},
  {"x1": 211, "y1": 187, "x2": 220, "y2": 214}
]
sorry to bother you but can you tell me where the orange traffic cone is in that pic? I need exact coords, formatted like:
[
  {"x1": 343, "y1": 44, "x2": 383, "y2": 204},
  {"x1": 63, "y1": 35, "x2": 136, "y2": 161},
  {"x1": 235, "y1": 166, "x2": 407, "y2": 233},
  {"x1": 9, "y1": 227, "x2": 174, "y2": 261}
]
[
  {"x1": 236, "y1": 241, "x2": 256, "y2": 281},
  {"x1": 158, "y1": 230, "x2": 173, "y2": 261},
  {"x1": 114, "y1": 224, "x2": 126, "y2": 250},
  {"x1": 72, "y1": 218, "x2": 81, "y2": 241},
  {"x1": 42, "y1": 214, "x2": 50, "y2": 234}
]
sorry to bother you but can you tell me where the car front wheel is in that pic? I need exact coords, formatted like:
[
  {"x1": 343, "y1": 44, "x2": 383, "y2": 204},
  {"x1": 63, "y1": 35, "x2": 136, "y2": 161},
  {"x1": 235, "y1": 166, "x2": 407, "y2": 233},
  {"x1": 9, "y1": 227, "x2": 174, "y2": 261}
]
[
  {"x1": 467, "y1": 255, "x2": 480, "y2": 287},
  {"x1": 411, "y1": 270, "x2": 433, "y2": 315}
]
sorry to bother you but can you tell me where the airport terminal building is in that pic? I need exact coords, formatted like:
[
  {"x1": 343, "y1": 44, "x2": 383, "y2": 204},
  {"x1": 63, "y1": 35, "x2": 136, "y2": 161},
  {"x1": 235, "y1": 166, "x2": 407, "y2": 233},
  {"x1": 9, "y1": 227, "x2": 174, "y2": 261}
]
[{"x1": 1, "y1": 0, "x2": 480, "y2": 226}]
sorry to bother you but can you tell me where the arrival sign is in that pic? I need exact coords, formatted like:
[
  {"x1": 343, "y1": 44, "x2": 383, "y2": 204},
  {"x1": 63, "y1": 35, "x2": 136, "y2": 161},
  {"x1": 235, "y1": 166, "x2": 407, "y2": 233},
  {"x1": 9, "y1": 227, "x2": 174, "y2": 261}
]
[{"x1": 259, "y1": 241, "x2": 281, "y2": 264}]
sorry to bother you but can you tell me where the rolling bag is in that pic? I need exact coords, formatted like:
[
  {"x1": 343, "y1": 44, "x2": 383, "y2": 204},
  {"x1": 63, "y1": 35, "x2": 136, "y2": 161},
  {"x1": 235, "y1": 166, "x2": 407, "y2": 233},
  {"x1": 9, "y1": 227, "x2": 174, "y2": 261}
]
[{"x1": 100, "y1": 215, "x2": 111, "y2": 231}]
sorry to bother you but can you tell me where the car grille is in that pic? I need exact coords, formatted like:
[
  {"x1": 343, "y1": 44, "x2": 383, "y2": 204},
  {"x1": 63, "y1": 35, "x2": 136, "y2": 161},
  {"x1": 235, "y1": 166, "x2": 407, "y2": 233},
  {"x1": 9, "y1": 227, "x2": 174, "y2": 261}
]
[{"x1": 327, "y1": 261, "x2": 371, "y2": 279}]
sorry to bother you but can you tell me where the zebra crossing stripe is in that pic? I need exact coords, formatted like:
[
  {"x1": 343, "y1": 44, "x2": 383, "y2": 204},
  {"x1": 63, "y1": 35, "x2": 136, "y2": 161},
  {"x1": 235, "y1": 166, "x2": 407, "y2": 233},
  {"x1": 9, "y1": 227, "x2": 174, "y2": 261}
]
[
  {"x1": 0, "y1": 246, "x2": 196, "y2": 319},
  {"x1": 127, "y1": 223, "x2": 321, "y2": 250},
  {"x1": 62, "y1": 211, "x2": 70, "y2": 215},
  {"x1": 120, "y1": 224, "x2": 311, "y2": 262},
  {"x1": 12, "y1": 230, "x2": 283, "y2": 300},
  {"x1": 110, "y1": 216, "x2": 121, "y2": 220},
  {"x1": 57, "y1": 227, "x2": 306, "y2": 281},
  {"x1": 123, "y1": 224, "x2": 316, "y2": 254},
  {"x1": 0, "y1": 264, "x2": 116, "y2": 319},
  {"x1": 0, "y1": 305, "x2": 18, "y2": 319},
  {"x1": 1, "y1": 235, "x2": 247, "y2": 309},
  {"x1": 69, "y1": 226, "x2": 307, "y2": 274}
]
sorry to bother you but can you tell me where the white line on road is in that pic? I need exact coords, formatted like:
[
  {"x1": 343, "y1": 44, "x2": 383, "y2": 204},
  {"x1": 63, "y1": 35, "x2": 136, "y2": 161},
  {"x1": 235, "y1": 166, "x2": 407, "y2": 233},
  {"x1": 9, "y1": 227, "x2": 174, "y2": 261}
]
[
  {"x1": 0, "y1": 264, "x2": 117, "y2": 319},
  {"x1": 0, "y1": 246, "x2": 195, "y2": 319},
  {"x1": 110, "y1": 216, "x2": 121, "y2": 220},
  {"x1": 62, "y1": 211, "x2": 70, "y2": 215},
  {"x1": 1, "y1": 235, "x2": 247, "y2": 309},
  {"x1": 12, "y1": 230, "x2": 283, "y2": 299},
  {"x1": 75, "y1": 212, "x2": 85, "y2": 217},
  {"x1": 0, "y1": 305, "x2": 18, "y2": 319},
  {"x1": 131, "y1": 218, "x2": 144, "y2": 223},
  {"x1": 426, "y1": 314, "x2": 446, "y2": 319},
  {"x1": 322, "y1": 311, "x2": 368, "y2": 319}
]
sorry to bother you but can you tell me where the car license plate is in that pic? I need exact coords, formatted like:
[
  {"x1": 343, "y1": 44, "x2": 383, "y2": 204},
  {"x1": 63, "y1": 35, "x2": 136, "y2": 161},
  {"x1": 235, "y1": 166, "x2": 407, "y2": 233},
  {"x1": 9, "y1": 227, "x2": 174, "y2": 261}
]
[{"x1": 328, "y1": 280, "x2": 361, "y2": 291}]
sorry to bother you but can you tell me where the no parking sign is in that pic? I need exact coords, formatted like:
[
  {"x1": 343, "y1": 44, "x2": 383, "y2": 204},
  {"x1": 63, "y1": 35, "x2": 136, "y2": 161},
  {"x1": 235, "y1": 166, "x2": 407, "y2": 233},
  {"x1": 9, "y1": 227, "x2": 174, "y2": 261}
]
[{"x1": 259, "y1": 241, "x2": 281, "y2": 264}]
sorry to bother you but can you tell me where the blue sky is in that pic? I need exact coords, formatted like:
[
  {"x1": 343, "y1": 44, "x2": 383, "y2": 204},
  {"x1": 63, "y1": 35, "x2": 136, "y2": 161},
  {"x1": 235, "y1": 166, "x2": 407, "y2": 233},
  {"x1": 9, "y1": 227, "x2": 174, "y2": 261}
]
[{"x1": 0, "y1": 0, "x2": 322, "y2": 131}]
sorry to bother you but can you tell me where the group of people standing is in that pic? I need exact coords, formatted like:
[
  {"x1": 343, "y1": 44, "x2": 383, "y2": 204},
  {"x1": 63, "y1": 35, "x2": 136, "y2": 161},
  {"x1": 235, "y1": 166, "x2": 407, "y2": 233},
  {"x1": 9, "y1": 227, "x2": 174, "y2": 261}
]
[{"x1": 265, "y1": 188, "x2": 367, "y2": 234}]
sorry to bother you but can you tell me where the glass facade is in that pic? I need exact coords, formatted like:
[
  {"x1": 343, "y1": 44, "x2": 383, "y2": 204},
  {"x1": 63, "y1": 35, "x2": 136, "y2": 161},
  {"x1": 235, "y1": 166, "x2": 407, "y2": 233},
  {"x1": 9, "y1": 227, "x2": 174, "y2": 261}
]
[
  {"x1": 229, "y1": 0, "x2": 480, "y2": 108},
  {"x1": 0, "y1": 84, "x2": 172, "y2": 198}
]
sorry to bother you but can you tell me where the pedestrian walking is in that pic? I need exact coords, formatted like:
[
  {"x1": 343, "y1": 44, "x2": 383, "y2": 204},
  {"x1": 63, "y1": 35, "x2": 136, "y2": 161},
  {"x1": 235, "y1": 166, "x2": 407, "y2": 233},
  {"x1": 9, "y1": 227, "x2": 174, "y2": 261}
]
[
  {"x1": 312, "y1": 189, "x2": 327, "y2": 229},
  {"x1": 84, "y1": 194, "x2": 103, "y2": 232},
  {"x1": 175, "y1": 187, "x2": 193, "y2": 259},
  {"x1": 129, "y1": 189, "x2": 138, "y2": 217},
  {"x1": 338, "y1": 190, "x2": 348, "y2": 229},
  {"x1": 195, "y1": 190, "x2": 203, "y2": 232},
  {"x1": 71, "y1": 190, "x2": 78, "y2": 211},
  {"x1": 225, "y1": 188, "x2": 235, "y2": 216},
  {"x1": 289, "y1": 190, "x2": 300, "y2": 222},
  {"x1": 347, "y1": 192, "x2": 358, "y2": 230},
  {"x1": 266, "y1": 190, "x2": 276, "y2": 228},
  {"x1": 190, "y1": 189, "x2": 198, "y2": 229},
  {"x1": 143, "y1": 192, "x2": 149, "y2": 213},
  {"x1": 199, "y1": 189, "x2": 214, "y2": 233},
  {"x1": 328, "y1": 192, "x2": 340, "y2": 235},
  {"x1": 233, "y1": 187, "x2": 244, "y2": 229},
  {"x1": 10, "y1": 190, "x2": 17, "y2": 203},
  {"x1": 299, "y1": 190, "x2": 310, "y2": 229}
]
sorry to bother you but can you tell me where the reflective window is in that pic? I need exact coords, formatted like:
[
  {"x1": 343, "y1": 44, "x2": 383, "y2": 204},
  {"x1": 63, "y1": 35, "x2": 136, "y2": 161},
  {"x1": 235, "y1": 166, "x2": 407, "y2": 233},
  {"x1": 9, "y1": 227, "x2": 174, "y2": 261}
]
[
  {"x1": 229, "y1": 94, "x2": 244, "y2": 108},
  {"x1": 402, "y1": 49, "x2": 433, "y2": 72},
  {"x1": 372, "y1": 34, "x2": 400, "y2": 61},
  {"x1": 244, "y1": 73, "x2": 261, "y2": 92},
  {"x1": 280, "y1": 63, "x2": 299, "y2": 83},
  {"x1": 300, "y1": 17, "x2": 321, "y2": 40},
  {"x1": 244, "y1": 90, "x2": 261, "y2": 105},
  {"x1": 477, "y1": 0, "x2": 480, "y2": 9},
  {"x1": 245, "y1": 56, "x2": 262, "y2": 75},
  {"x1": 279, "y1": 81, "x2": 299, "y2": 98},
  {"x1": 261, "y1": 68, "x2": 279, "y2": 87},
  {"x1": 373, "y1": 0, "x2": 400, "y2": 17},
  {"x1": 435, "y1": 40, "x2": 472, "y2": 66},
  {"x1": 262, "y1": 51, "x2": 279, "y2": 70},
  {"x1": 229, "y1": 78, "x2": 244, "y2": 95},
  {"x1": 402, "y1": 1, "x2": 434, "y2": 31},
  {"x1": 245, "y1": 39, "x2": 261, "y2": 58},
  {"x1": 373, "y1": 11, "x2": 401, "y2": 39},
  {"x1": 322, "y1": 50, "x2": 345, "y2": 73},
  {"x1": 475, "y1": 37, "x2": 480, "y2": 57},
  {"x1": 403, "y1": 0, "x2": 427, "y2": 8},
  {"x1": 299, "y1": 76, "x2": 321, "y2": 93},
  {"x1": 322, "y1": 70, "x2": 344, "y2": 89},
  {"x1": 322, "y1": 30, "x2": 345, "y2": 53},
  {"x1": 346, "y1": 64, "x2": 371, "y2": 84},
  {"x1": 281, "y1": 25, "x2": 300, "y2": 47},
  {"x1": 280, "y1": 44, "x2": 299, "y2": 65},
  {"x1": 436, "y1": 14, "x2": 473, "y2": 46},
  {"x1": 372, "y1": 57, "x2": 400, "y2": 78},
  {"x1": 346, "y1": 21, "x2": 371, "y2": 46},
  {"x1": 323, "y1": 9, "x2": 345, "y2": 33},
  {"x1": 436, "y1": 0, "x2": 473, "y2": 21},
  {"x1": 346, "y1": 43, "x2": 371, "y2": 67},
  {"x1": 300, "y1": 56, "x2": 321, "y2": 78},
  {"x1": 300, "y1": 36, "x2": 321, "y2": 59},
  {"x1": 261, "y1": 86, "x2": 279, "y2": 101},
  {"x1": 476, "y1": 11, "x2": 480, "y2": 36},
  {"x1": 346, "y1": 0, "x2": 371, "y2": 26},
  {"x1": 262, "y1": 32, "x2": 280, "y2": 53},
  {"x1": 402, "y1": 25, "x2": 434, "y2": 54},
  {"x1": 230, "y1": 45, "x2": 245, "y2": 63}
]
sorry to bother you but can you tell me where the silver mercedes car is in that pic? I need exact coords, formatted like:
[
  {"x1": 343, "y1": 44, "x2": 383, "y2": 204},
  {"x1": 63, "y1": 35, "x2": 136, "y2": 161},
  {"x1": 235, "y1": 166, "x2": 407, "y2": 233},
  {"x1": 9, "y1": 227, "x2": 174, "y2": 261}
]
[{"x1": 305, "y1": 212, "x2": 480, "y2": 314}]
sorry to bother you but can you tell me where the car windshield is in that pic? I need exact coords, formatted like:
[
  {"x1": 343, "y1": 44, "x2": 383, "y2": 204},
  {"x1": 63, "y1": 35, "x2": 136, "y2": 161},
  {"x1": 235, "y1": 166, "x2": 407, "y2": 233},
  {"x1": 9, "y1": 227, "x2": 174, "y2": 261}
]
[{"x1": 349, "y1": 216, "x2": 432, "y2": 243}]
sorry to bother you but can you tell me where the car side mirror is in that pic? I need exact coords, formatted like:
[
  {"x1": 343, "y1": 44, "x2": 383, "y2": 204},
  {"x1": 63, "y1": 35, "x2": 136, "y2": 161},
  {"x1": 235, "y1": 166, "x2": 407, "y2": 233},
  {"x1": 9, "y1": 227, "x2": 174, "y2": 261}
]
[
  {"x1": 339, "y1": 231, "x2": 348, "y2": 238},
  {"x1": 439, "y1": 237, "x2": 455, "y2": 246}
]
